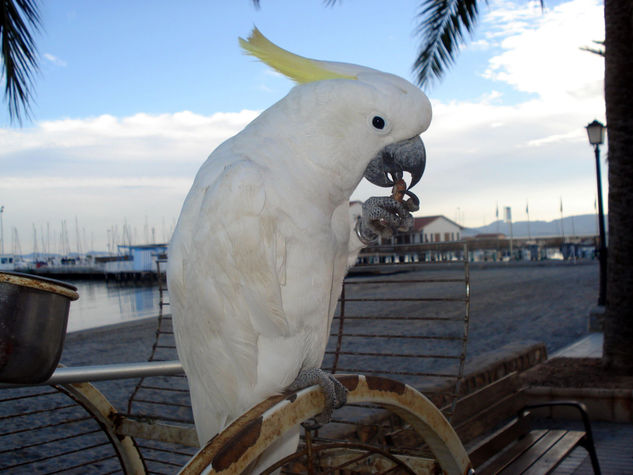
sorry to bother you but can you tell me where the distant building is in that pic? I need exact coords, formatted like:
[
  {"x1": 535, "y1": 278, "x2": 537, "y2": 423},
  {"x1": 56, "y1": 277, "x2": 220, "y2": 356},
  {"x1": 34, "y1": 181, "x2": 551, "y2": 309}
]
[
  {"x1": 104, "y1": 244, "x2": 168, "y2": 279},
  {"x1": 118, "y1": 244, "x2": 168, "y2": 272},
  {"x1": 356, "y1": 215, "x2": 465, "y2": 265},
  {"x1": 384, "y1": 215, "x2": 464, "y2": 245}
]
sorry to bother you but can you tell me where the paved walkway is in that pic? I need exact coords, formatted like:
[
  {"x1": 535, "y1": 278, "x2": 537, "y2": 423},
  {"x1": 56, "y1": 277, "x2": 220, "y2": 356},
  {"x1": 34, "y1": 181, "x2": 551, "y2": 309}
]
[
  {"x1": 552, "y1": 332, "x2": 604, "y2": 358},
  {"x1": 546, "y1": 332, "x2": 632, "y2": 474},
  {"x1": 552, "y1": 420, "x2": 633, "y2": 474}
]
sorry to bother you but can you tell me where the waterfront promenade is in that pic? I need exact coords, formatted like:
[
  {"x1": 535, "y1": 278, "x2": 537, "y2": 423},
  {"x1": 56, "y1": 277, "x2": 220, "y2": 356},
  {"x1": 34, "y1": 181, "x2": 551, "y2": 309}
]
[
  {"x1": 3, "y1": 259, "x2": 631, "y2": 472},
  {"x1": 60, "y1": 259, "x2": 631, "y2": 473}
]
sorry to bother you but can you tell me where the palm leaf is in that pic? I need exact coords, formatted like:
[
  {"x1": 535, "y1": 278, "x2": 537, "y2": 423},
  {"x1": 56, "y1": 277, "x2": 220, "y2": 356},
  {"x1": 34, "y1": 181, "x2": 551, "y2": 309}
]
[
  {"x1": 413, "y1": 0, "x2": 483, "y2": 87},
  {"x1": 580, "y1": 40, "x2": 605, "y2": 57},
  {"x1": 251, "y1": 0, "x2": 337, "y2": 7},
  {"x1": 1, "y1": 0, "x2": 41, "y2": 123}
]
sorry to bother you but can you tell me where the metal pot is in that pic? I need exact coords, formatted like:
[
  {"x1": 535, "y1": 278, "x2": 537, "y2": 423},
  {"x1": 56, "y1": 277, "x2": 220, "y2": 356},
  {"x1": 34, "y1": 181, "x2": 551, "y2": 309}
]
[{"x1": 0, "y1": 272, "x2": 79, "y2": 384}]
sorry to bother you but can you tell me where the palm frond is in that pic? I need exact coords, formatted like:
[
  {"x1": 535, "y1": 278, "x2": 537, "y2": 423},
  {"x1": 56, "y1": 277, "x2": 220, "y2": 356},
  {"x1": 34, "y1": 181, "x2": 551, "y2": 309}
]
[
  {"x1": 413, "y1": 0, "x2": 483, "y2": 87},
  {"x1": 580, "y1": 40, "x2": 605, "y2": 57},
  {"x1": 252, "y1": 0, "x2": 337, "y2": 8},
  {"x1": 1, "y1": 0, "x2": 41, "y2": 123}
]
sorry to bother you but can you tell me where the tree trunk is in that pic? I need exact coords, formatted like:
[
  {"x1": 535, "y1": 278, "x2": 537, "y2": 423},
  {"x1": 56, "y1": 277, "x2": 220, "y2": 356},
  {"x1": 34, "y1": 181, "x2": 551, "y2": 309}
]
[{"x1": 602, "y1": 0, "x2": 633, "y2": 372}]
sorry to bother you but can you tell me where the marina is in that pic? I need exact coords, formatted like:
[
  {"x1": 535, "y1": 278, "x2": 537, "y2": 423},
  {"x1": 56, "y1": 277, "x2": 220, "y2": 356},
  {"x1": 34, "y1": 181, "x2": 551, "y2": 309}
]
[
  {"x1": 4, "y1": 250, "x2": 631, "y2": 474},
  {"x1": 59, "y1": 257, "x2": 600, "y2": 350},
  {"x1": 65, "y1": 280, "x2": 162, "y2": 333}
]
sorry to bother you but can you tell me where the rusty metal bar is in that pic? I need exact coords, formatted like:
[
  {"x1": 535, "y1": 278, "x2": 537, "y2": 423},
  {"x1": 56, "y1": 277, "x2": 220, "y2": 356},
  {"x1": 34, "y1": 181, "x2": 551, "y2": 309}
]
[
  {"x1": 1, "y1": 441, "x2": 111, "y2": 471},
  {"x1": 132, "y1": 398, "x2": 192, "y2": 409},
  {"x1": 333, "y1": 333, "x2": 465, "y2": 341},
  {"x1": 331, "y1": 368, "x2": 459, "y2": 378},
  {"x1": 0, "y1": 415, "x2": 92, "y2": 437},
  {"x1": 451, "y1": 243, "x2": 471, "y2": 414},
  {"x1": 331, "y1": 283, "x2": 346, "y2": 373},
  {"x1": 339, "y1": 296, "x2": 468, "y2": 302},
  {"x1": 0, "y1": 389, "x2": 58, "y2": 402},
  {"x1": 332, "y1": 315, "x2": 464, "y2": 321},
  {"x1": 0, "y1": 402, "x2": 76, "y2": 420},
  {"x1": 325, "y1": 350, "x2": 461, "y2": 359},
  {"x1": 122, "y1": 412, "x2": 194, "y2": 425},
  {"x1": 344, "y1": 278, "x2": 466, "y2": 284},
  {"x1": 43, "y1": 455, "x2": 118, "y2": 475},
  {"x1": 0, "y1": 428, "x2": 101, "y2": 456},
  {"x1": 137, "y1": 385, "x2": 191, "y2": 393}
]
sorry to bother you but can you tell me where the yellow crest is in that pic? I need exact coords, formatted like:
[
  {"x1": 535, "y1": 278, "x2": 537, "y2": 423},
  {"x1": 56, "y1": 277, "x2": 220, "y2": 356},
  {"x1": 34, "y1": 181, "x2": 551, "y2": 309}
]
[{"x1": 239, "y1": 27, "x2": 357, "y2": 84}]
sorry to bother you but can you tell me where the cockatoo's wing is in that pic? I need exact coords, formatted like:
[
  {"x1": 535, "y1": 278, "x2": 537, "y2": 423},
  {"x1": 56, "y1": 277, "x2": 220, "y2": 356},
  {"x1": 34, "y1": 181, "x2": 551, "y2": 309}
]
[{"x1": 169, "y1": 158, "x2": 290, "y2": 438}]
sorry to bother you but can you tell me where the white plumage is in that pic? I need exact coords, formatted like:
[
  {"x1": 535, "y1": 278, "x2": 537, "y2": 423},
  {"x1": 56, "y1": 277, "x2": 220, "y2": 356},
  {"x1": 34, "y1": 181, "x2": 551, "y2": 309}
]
[{"x1": 167, "y1": 29, "x2": 432, "y2": 464}]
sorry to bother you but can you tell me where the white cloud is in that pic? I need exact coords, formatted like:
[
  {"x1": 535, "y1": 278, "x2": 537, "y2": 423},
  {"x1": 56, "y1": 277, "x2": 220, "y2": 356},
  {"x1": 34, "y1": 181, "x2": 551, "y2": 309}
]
[
  {"x1": 0, "y1": 110, "x2": 259, "y2": 252},
  {"x1": 354, "y1": 0, "x2": 607, "y2": 228},
  {"x1": 1, "y1": 109, "x2": 260, "y2": 160},
  {"x1": 0, "y1": 0, "x2": 607, "y2": 252},
  {"x1": 526, "y1": 129, "x2": 584, "y2": 147},
  {"x1": 1, "y1": 176, "x2": 193, "y2": 190},
  {"x1": 467, "y1": 39, "x2": 492, "y2": 51},
  {"x1": 43, "y1": 53, "x2": 67, "y2": 67},
  {"x1": 482, "y1": 0, "x2": 604, "y2": 103}
]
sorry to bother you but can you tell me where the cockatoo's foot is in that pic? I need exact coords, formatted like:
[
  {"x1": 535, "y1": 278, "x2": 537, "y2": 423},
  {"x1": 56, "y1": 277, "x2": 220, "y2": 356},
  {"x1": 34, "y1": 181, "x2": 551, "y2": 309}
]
[
  {"x1": 287, "y1": 368, "x2": 347, "y2": 426},
  {"x1": 359, "y1": 196, "x2": 415, "y2": 241}
]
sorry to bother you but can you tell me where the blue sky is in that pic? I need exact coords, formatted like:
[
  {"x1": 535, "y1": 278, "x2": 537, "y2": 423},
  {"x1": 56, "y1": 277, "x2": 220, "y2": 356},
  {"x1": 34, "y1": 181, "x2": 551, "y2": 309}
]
[{"x1": 0, "y1": 0, "x2": 606, "y2": 253}]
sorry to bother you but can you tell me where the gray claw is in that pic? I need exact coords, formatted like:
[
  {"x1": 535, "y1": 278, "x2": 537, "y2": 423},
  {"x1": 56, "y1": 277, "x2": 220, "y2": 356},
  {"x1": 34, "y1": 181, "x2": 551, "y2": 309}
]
[
  {"x1": 287, "y1": 368, "x2": 347, "y2": 425},
  {"x1": 405, "y1": 190, "x2": 420, "y2": 212},
  {"x1": 361, "y1": 196, "x2": 414, "y2": 238}
]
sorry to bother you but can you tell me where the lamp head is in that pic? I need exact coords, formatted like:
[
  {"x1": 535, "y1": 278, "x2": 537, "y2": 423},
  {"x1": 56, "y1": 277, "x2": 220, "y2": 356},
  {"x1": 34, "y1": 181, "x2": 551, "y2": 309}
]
[{"x1": 586, "y1": 120, "x2": 605, "y2": 146}]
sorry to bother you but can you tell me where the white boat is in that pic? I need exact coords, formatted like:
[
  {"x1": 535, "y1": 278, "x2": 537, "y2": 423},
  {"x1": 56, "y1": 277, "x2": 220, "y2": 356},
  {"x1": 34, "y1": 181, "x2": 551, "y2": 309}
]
[{"x1": 0, "y1": 254, "x2": 16, "y2": 271}]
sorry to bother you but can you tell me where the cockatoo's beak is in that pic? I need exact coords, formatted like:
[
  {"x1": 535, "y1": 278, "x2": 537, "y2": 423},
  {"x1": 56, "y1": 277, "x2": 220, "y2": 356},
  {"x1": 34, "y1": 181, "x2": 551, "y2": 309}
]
[{"x1": 363, "y1": 136, "x2": 426, "y2": 191}]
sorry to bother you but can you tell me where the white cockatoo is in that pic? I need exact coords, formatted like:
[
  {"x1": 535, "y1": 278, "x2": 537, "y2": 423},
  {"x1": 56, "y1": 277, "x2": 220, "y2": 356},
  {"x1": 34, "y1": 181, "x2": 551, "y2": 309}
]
[{"x1": 167, "y1": 28, "x2": 431, "y2": 469}]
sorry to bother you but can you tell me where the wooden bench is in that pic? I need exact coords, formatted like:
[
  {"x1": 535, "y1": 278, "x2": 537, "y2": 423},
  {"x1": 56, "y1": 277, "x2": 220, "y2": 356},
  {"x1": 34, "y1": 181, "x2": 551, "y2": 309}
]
[
  {"x1": 469, "y1": 401, "x2": 601, "y2": 474},
  {"x1": 447, "y1": 372, "x2": 601, "y2": 474}
]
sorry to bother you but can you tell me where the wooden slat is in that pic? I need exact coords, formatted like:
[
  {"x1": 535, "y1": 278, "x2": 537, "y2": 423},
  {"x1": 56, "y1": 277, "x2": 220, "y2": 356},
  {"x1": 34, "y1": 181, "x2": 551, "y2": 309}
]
[
  {"x1": 454, "y1": 389, "x2": 526, "y2": 444},
  {"x1": 468, "y1": 415, "x2": 532, "y2": 467},
  {"x1": 476, "y1": 430, "x2": 548, "y2": 475},
  {"x1": 522, "y1": 431, "x2": 586, "y2": 475},
  {"x1": 450, "y1": 372, "x2": 521, "y2": 426},
  {"x1": 499, "y1": 430, "x2": 567, "y2": 474}
]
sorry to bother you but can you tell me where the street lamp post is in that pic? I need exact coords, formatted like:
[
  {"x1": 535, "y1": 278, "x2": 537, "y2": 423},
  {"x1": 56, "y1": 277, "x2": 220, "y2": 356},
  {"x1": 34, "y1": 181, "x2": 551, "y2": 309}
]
[
  {"x1": 0, "y1": 205, "x2": 4, "y2": 255},
  {"x1": 586, "y1": 120, "x2": 607, "y2": 306}
]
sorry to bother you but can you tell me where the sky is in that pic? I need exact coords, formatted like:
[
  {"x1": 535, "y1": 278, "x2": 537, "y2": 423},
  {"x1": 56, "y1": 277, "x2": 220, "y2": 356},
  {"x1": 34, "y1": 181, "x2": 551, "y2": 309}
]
[{"x1": 0, "y1": 0, "x2": 606, "y2": 254}]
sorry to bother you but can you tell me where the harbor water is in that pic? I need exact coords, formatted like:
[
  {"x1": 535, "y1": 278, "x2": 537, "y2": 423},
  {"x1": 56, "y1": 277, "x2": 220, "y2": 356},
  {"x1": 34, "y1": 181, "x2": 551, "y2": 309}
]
[{"x1": 66, "y1": 280, "x2": 161, "y2": 333}]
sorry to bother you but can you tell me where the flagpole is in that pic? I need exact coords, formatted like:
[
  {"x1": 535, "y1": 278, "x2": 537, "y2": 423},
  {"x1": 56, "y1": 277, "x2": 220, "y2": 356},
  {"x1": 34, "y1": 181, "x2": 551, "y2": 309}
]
[
  {"x1": 505, "y1": 206, "x2": 513, "y2": 259},
  {"x1": 559, "y1": 197, "x2": 565, "y2": 242},
  {"x1": 526, "y1": 200, "x2": 531, "y2": 240}
]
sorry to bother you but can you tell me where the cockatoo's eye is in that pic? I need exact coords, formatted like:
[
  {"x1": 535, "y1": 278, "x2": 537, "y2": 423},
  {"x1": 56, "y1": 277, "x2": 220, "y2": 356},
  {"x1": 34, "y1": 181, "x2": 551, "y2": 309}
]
[
  {"x1": 372, "y1": 116, "x2": 386, "y2": 129},
  {"x1": 367, "y1": 113, "x2": 391, "y2": 134}
]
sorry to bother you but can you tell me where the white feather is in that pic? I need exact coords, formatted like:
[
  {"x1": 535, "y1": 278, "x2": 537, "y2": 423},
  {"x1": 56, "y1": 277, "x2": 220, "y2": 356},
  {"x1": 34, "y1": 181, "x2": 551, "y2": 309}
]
[{"x1": 167, "y1": 44, "x2": 432, "y2": 470}]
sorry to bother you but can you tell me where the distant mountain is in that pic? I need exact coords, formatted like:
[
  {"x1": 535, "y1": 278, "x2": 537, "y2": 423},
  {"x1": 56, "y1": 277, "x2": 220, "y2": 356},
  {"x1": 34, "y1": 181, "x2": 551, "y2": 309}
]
[{"x1": 463, "y1": 214, "x2": 606, "y2": 238}]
